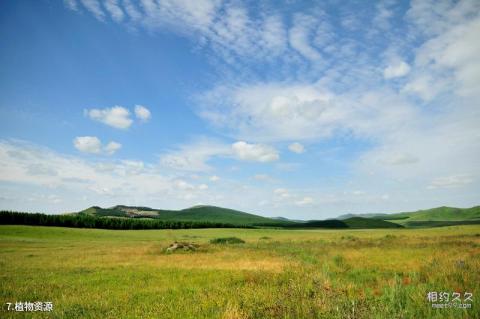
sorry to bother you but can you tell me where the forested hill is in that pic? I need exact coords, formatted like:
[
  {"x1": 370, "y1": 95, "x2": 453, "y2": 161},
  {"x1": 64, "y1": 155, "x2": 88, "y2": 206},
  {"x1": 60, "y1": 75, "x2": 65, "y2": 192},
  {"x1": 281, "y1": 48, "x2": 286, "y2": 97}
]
[
  {"x1": 78, "y1": 205, "x2": 293, "y2": 227},
  {"x1": 337, "y1": 206, "x2": 480, "y2": 227}
]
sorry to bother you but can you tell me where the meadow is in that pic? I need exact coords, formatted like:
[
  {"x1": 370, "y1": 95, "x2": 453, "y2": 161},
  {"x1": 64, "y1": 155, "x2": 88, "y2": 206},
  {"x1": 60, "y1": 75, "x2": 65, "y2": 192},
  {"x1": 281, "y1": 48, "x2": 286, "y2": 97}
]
[{"x1": 1, "y1": 225, "x2": 479, "y2": 318}]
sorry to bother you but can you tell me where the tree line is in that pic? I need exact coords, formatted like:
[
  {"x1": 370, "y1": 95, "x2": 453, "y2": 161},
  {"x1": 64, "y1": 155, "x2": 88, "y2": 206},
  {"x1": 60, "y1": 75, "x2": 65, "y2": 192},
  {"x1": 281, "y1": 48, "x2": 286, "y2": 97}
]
[{"x1": 0, "y1": 211, "x2": 247, "y2": 230}]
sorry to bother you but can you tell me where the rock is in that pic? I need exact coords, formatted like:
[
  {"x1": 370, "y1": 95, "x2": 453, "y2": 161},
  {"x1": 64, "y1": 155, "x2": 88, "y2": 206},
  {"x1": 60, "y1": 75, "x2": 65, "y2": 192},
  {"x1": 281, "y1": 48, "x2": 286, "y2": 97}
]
[{"x1": 166, "y1": 241, "x2": 199, "y2": 252}]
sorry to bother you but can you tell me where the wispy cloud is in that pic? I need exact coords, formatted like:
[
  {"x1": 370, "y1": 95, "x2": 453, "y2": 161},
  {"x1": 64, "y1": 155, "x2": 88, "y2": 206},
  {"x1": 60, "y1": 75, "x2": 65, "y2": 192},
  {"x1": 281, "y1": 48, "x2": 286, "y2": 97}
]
[{"x1": 231, "y1": 141, "x2": 279, "y2": 162}]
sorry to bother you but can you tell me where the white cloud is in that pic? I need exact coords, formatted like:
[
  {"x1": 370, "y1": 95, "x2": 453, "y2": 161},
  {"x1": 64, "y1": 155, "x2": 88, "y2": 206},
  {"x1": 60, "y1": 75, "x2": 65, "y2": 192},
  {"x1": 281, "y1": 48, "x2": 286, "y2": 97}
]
[
  {"x1": 413, "y1": 15, "x2": 480, "y2": 99},
  {"x1": 73, "y1": 136, "x2": 122, "y2": 155},
  {"x1": 288, "y1": 142, "x2": 305, "y2": 154},
  {"x1": 104, "y1": 0, "x2": 125, "y2": 22},
  {"x1": 64, "y1": 0, "x2": 293, "y2": 66},
  {"x1": 198, "y1": 83, "x2": 416, "y2": 142},
  {"x1": 209, "y1": 175, "x2": 220, "y2": 182},
  {"x1": 383, "y1": 61, "x2": 411, "y2": 79},
  {"x1": 428, "y1": 175, "x2": 473, "y2": 189},
  {"x1": 85, "y1": 106, "x2": 133, "y2": 129},
  {"x1": 295, "y1": 196, "x2": 313, "y2": 206},
  {"x1": 104, "y1": 141, "x2": 122, "y2": 155},
  {"x1": 64, "y1": 0, "x2": 78, "y2": 11},
  {"x1": 352, "y1": 190, "x2": 366, "y2": 196},
  {"x1": 45, "y1": 1, "x2": 480, "y2": 215},
  {"x1": 79, "y1": 0, "x2": 105, "y2": 21},
  {"x1": 231, "y1": 141, "x2": 279, "y2": 162},
  {"x1": 174, "y1": 179, "x2": 194, "y2": 190},
  {"x1": 160, "y1": 138, "x2": 230, "y2": 171},
  {"x1": 289, "y1": 14, "x2": 323, "y2": 62},
  {"x1": 380, "y1": 153, "x2": 419, "y2": 165},
  {"x1": 160, "y1": 139, "x2": 280, "y2": 171},
  {"x1": 73, "y1": 136, "x2": 102, "y2": 154},
  {"x1": 123, "y1": 0, "x2": 142, "y2": 23},
  {"x1": 134, "y1": 105, "x2": 151, "y2": 122},
  {"x1": 372, "y1": 0, "x2": 395, "y2": 31},
  {"x1": 198, "y1": 183, "x2": 209, "y2": 190},
  {"x1": 253, "y1": 174, "x2": 270, "y2": 181},
  {"x1": 402, "y1": 75, "x2": 440, "y2": 101},
  {"x1": 274, "y1": 188, "x2": 290, "y2": 198}
]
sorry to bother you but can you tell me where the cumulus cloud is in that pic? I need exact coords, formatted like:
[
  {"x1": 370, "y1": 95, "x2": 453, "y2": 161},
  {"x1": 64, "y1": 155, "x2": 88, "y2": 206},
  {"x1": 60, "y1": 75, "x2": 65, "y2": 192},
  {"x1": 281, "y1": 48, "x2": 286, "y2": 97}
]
[
  {"x1": 73, "y1": 136, "x2": 102, "y2": 154},
  {"x1": 73, "y1": 136, "x2": 121, "y2": 155},
  {"x1": 134, "y1": 105, "x2": 151, "y2": 122},
  {"x1": 85, "y1": 105, "x2": 152, "y2": 128},
  {"x1": 232, "y1": 141, "x2": 279, "y2": 162},
  {"x1": 160, "y1": 139, "x2": 280, "y2": 171},
  {"x1": 85, "y1": 106, "x2": 133, "y2": 129},
  {"x1": 383, "y1": 61, "x2": 411, "y2": 79},
  {"x1": 0, "y1": 140, "x2": 230, "y2": 211},
  {"x1": 50, "y1": 1, "x2": 480, "y2": 215},
  {"x1": 288, "y1": 142, "x2": 305, "y2": 154}
]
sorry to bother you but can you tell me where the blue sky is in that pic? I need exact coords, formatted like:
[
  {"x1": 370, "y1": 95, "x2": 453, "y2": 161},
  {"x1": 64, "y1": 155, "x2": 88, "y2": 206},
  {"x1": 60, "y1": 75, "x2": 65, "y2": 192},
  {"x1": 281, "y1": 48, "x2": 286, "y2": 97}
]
[{"x1": 0, "y1": 0, "x2": 479, "y2": 218}]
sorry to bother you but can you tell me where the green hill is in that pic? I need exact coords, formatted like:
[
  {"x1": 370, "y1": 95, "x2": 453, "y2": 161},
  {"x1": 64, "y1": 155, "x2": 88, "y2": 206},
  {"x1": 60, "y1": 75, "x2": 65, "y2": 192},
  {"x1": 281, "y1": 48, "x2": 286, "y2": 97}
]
[
  {"x1": 372, "y1": 206, "x2": 480, "y2": 226},
  {"x1": 343, "y1": 217, "x2": 403, "y2": 229},
  {"x1": 290, "y1": 217, "x2": 403, "y2": 229},
  {"x1": 78, "y1": 204, "x2": 480, "y2": 229},
  {"x1": 78, "y1": 205, "x2": 294, "y2": 227}
]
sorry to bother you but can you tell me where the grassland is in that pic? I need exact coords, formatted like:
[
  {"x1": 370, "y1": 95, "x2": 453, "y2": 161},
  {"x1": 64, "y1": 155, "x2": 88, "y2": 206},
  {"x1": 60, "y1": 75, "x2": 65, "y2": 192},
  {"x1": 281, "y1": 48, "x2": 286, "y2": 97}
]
[{"x1": 1, "y1": 225, "x2": 479, "y2": 318}]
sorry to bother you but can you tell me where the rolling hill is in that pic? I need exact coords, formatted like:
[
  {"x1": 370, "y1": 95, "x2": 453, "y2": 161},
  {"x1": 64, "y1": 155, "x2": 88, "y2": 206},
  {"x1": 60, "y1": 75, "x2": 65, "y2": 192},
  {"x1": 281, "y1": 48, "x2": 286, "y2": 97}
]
[
  {"x1": 76, "y1": 204, "x2": 480, "y2": 229},
  {"x1": 338, "y1": 206, "x2": 480, "y2": 227},
  {"x1": 294, "y1": 217, "x2": 403, "y2": 229},
  {"x1": 78, "y1": 205, "x2": 294, "y2": 227}
]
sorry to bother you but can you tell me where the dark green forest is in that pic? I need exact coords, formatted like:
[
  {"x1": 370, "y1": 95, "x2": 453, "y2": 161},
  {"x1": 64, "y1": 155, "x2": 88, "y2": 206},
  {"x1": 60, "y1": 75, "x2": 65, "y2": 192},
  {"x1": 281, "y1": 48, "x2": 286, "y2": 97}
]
[{"x1": 0, "y1": 211, "x2": 243, "y2": 230}]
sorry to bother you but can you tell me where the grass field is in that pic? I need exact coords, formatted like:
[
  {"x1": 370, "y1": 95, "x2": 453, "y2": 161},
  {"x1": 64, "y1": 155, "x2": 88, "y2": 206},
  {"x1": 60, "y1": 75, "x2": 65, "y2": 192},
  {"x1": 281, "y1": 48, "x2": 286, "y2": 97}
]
[{"x1": 1, "y1": 225, "x2": 479, "y2": 318}]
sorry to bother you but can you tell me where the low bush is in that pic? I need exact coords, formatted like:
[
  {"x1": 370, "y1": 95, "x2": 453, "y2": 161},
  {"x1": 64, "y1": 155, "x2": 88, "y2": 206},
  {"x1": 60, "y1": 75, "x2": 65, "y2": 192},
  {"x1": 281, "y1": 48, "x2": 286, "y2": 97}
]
[{"x1": 210, "y1": 237, "x2": 245, "y2": 244}]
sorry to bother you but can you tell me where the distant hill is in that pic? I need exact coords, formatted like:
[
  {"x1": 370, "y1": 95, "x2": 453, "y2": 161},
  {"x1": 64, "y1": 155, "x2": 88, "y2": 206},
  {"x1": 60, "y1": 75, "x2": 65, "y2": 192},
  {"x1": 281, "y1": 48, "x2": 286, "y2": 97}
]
[
  {"x1": 343, "y1": 217, "x2": 404, "y2": 228},
  {"x1": 337, "y1": 213, "x2": 388, "y2": 220},
  {"x1": 271, "y1": 216, "x2": 306, "y2": 223},
  {"x1": 296, "y1": 217, "x2": 403, "y2": 229},
  {"x1": 76, "y1": 204, "x2": 480, "y2": 229},
  {"x1": 337, "y1": 206, "x2": 480, "y2": 227},
  {"x1": 78, "y1": 205, "x2": 294, "y2": 227}
]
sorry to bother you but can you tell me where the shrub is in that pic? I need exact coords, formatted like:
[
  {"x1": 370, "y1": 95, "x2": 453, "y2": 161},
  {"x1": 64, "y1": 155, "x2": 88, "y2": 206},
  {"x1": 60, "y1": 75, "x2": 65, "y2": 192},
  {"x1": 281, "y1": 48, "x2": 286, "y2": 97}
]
[{"x1": 210, "y1": 237, "x2": 245, "y2": 244}]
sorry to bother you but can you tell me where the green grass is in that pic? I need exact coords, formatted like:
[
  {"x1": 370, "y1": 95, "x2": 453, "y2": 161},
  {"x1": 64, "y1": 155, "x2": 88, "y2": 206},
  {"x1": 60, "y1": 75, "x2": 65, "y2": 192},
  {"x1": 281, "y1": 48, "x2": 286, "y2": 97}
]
[{"x1": 1, "y1": 225, "x2": 479, "y2": 318}]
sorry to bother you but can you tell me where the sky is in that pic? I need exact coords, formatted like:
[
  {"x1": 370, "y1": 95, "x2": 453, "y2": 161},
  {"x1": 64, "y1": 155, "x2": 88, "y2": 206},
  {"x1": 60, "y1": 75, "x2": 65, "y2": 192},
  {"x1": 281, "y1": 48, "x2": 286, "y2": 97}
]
[{"x1": 0, "y1": 0, "x2": 479, "y2": 219}]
